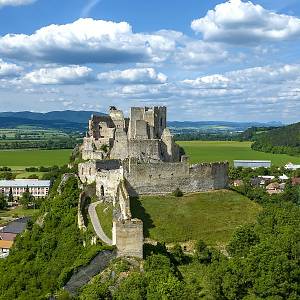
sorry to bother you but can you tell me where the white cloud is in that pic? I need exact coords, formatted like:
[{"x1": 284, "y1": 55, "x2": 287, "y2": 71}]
[
  {"x1": 24, "y1": 66, "x2": 94, "y2": 85},
  {"x1": 0, "y1": 18, "x2": 175, "y2": 64},
  {"x1": 98, "y1": 68, "x2": 167, "y2": 84},
  {"x1": 174, "y1": 40, "x2": 228, "y2": 67},
  {"x1": 191, "y1": 0, "x2": 300, "y2": 45},
  {"x1": 0, "y1": 59, "x2": 23, "y2": 78},
  {"x1": 0, "y1": 0, "x2": 36, "y2": 7}
]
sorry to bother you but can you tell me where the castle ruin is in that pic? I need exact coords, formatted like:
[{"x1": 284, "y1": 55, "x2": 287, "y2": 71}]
[{"x1": 78, "y1": 106, "x2": 229, "y2": 258}]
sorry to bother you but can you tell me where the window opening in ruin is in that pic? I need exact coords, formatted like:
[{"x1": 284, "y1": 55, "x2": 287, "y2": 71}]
[{"x1": 101, "y1": 185, "x2": 104, "y2": 197}]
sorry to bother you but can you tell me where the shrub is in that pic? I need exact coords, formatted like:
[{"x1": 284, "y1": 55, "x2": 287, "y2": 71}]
[{"x1": 173, "y1": 188, "x2": 183, "y2": 197}]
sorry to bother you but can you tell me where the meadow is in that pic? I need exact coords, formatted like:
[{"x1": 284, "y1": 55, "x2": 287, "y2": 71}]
[
  {"x1": 131, "y1": 190, "x2": 261, "y2": 246},
  {"x1": 177, "y1": 141, "x2": 300, "y2": 166},
  {"x1": 0, "y1": 149, "x2": 72, "y2": 168}
]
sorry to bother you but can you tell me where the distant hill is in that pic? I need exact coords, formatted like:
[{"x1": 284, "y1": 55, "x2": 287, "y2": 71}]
[
  {"x1": 0, "y1": 110, "x2": 106, "y2": 124},
  {"x1": 0, "y1": 116, "x2": 87, "y2": 132},
  {"x1": 0, "y1": 110, "x2": 283, "y2": 135},
  {"x1": 251, "y1": 122, "x2": 300, "y2": 156}
]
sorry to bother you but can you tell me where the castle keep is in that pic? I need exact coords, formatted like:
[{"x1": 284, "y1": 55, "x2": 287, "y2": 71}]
[{"x1": 78, "y1": 106, "x2": 228, "y2": 258}]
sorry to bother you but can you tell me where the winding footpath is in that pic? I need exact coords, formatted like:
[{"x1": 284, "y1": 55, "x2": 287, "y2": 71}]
[{"x1": 88, "y1": 201, "x2": 113, "y2": 246}]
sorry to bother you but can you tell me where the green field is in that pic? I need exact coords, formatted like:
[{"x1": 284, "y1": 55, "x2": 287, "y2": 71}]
[
  {"x1": 0, "y1": 149, "x2": 72, "y2": 168},
  {"x1": 0, "y1": 207, "x2": 40, "y2": 225},
  {"x1": 131, "y1": 190, "x2": 261, "y2": 246},
  {"x1": 177, "y1": 141, "x2": 300, "y2": 166}
]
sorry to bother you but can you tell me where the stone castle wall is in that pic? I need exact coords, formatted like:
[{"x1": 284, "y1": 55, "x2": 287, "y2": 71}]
[
  {"x1": 112, "y1": 219, "x2": 143, "y2": 259},
  {"x1": 124, "y1": 160, "x2": 229, "y2": 195}
]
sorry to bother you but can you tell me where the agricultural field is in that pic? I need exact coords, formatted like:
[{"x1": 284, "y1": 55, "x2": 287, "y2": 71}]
[
  {"x1": 177, "y1": 141, "x2": 300, "y2": 166},
  {"x1": 131, "y1": 190, "x2": 261, "y2": 246},
  {"x1": 0, "y1": 149, "x2": 72, "y2": 169}
]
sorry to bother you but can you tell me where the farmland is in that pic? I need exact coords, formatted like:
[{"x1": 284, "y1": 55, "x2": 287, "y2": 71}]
[
  {"x1": 0, "y1": 149, "x2": 72, "y2": 168},
  {"x1": 131, "y1": 190, "x2": 261, "y2": 246},
  {"x1": 177, "y1": 141, "x2": 300, "y2": 166}
]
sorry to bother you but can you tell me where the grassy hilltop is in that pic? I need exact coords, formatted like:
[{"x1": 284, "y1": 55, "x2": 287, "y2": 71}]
[{"x1": 131, "y1": 190, "x2": 261, "y2": 246}]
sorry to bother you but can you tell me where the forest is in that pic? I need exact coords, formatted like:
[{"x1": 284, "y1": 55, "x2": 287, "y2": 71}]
[{"x1": 250, "y1": 122, "x2": 300, "y2": 156}]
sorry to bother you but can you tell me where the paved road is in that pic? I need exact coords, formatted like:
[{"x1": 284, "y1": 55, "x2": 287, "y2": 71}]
[{"x1": 88, "y1": 201, "x2": 113, "y2": 246}]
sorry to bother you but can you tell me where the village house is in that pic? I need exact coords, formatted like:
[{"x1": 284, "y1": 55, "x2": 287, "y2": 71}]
[{"x1": 0, "y1": 217, "x2": 29, "y2": 258}]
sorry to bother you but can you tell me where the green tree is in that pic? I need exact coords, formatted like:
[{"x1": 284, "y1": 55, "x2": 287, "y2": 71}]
[
  {"x1": 195, "y1": 239, "x2": 212, "y2": 264},
  {"x1": 227, "y1": 224, "x2": 259, "y2": 257},
  {"x1": 20, "y1": 186, "x2": 33, "y2": 209},
  {"x1": 0, "y1": 193, "x2": 7, "y2": 209},
  {"x1": 8, "y1": 187, "x2": 14, "y2": 203}
]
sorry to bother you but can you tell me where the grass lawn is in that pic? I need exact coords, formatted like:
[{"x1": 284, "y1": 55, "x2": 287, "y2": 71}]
[
  {"x1": 131, "y1": 190, "x2": 261, "y2": 246},
  {"x1": 0, "y1": 207, "x2": 40, "y2": 225},
  {"x1": 0, "y1": 149, "x2": 72, "y2": 168},
  {"x1": 177, "y1": 141, "x2": 300, "y2": 166},
  {"x1": 95, "y1": 202, "x2": 113, "y2": 239},
  {"x1": 15, "y1": 172, "x2": 45, "y2": 179}
]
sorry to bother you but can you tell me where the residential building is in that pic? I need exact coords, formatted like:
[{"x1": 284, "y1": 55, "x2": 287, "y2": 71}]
[
  {"x1": 285, "y1": 163, "x2": 300, "y2": 170},
  {"x1": 0, "y1": 179, "x2": 51, "y2": 198}
]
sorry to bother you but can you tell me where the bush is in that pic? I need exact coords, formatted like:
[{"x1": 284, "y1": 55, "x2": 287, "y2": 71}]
[{"x1": 173, "y1": 188, "x2": 183, "y2": 197}]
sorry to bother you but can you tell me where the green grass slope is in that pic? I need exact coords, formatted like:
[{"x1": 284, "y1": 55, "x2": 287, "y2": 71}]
[
  {"x1": 177, "y1": 141, "x2": 300, "y2": 166},
  {"x1": 131, "y1": 190, "x2": 261, "y2": 246}
]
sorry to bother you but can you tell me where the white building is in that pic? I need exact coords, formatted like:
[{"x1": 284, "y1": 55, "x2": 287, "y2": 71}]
[
  {"x1": 285, "y1": 163, "x2": 300, "y2": 170},
  {"x1": 234, "y1": 160, "x2": 271, "y2": 169},
  {"x1": 0, "y1": 179, "x2": 51, "y2": 198}
]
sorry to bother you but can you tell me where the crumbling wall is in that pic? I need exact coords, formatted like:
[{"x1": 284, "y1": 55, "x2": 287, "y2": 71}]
[
  {"x1": 125, "y1": 159, "x2": 229, "y2": 194},
  {"x1": 112, "y1": 219, "x2": 143, "y2": 259},
  {"x1": 95, "y1": 168, "x2": 123, "y2": 202},
  {"x1": 128, "y1": 139, "x2": 161, "y2": 162},
  {"x1": 78, "y1": 161, "x2": 97, "y2": 184}
]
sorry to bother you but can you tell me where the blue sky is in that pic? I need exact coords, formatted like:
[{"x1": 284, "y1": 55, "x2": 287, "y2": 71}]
[{"x1": 0, "y1": 0, "x2": 300, "y2": 122}]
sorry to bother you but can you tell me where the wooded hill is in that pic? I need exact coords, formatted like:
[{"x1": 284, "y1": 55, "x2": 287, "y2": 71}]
[{"x1": 250, "y1": 122, "x2": 300, "y2": 156}]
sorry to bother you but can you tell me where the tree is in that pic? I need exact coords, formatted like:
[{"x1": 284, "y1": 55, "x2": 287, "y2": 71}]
[
  {"x1": 8, "y1": 187, "x2": 14, "y2": 203},
  {"x1": 20, "y1": 186, "x2": 34, "y2": 209},
  {"x1": 171, "y1": 243, "x2": 186, "y2": 265},
  {"x1": 227, "y1": 224, "x2": 259, "y2": 257},
  {"x1": 195, "y1": 239, "x2": 212, "y2": 264},
  {"x1": 0, "y1": 193, "x2": 7, "y2": 209}
]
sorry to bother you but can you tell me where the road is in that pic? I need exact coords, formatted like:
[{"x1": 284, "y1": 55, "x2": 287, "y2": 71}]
[{"x1": 88, "y1": 201, "x2": 113, "y2": 246}]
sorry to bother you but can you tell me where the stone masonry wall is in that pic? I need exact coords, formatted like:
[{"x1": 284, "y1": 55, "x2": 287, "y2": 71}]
[
  {"x1": 125, "y1": 160, "x2": 229, "y2": 195},
  {"x1": 112, "y1": 219, "x2": 143, "y2": 259}
]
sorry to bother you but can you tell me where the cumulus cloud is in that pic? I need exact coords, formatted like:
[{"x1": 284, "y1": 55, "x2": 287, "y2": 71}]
[
  {"x1": 0, "y1": 0, "x2": 36, "y2": 7},
  {"x1": 191, "y1": 0, "x2": 300, "y2": 45},
  {"x1": 98, "y1": 68, "x2": 167, "y2": 84},
  {"x1": 24, "y1": 65, "x2": 95, "y2": 85},
  {"x1": 174, "y1": 40, "x2": 228, "y2": 67},
  {"x1": 0, "y1": 59, "x2": 23, "y2": 78},
  {"x1": 0, "y1": 18, "x2": 175, "y2": 64}
]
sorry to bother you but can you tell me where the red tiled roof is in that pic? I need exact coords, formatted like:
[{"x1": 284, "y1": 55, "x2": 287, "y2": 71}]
[{"x1": 0, "y1": 232, "x2": 17, "y2": 241}]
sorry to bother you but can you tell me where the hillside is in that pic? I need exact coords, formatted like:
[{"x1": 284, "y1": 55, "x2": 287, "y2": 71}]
[
  {"x1": 251, "y1": 122, "x2": 300, "y2": 156},
  {"x1": 131, "y1": 190, "x2": 261, "y2": 245},
  {"x1": 0, "y1": 110, "x2": 105, "y2": 124}
]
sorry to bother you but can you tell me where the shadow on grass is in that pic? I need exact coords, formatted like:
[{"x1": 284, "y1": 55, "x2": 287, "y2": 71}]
[{"x1": 130, "y1": 196, "x2": 154, "y2": 238}]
